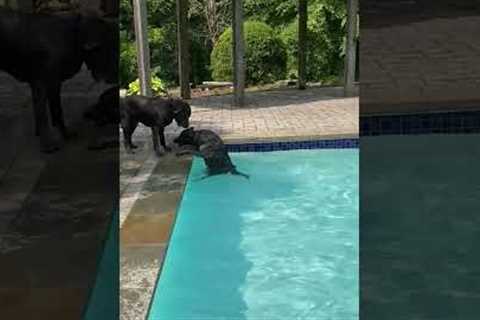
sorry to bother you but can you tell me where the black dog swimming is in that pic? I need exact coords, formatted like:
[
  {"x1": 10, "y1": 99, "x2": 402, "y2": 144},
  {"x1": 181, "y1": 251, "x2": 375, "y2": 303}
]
[
  {"x1": 174, "y1": 127, "x2": 249, "y2": 180},
  {"x1": 0, "y1": 8, "x2": 117, "y2": 152},
  {"x1": 120, "y1": 95, "x2": 191, "y2": 156}
]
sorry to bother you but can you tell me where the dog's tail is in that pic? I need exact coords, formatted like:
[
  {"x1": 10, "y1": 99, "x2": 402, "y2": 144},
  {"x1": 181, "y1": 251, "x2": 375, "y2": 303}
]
[{"x1": 231, "y1": 168, "x2": 250, "y2": 179}]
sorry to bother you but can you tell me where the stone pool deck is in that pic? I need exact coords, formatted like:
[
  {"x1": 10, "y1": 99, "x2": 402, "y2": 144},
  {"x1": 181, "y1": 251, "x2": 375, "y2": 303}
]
[{"x1": 119, "y1": 86, "x2": 358, "y2": 320}]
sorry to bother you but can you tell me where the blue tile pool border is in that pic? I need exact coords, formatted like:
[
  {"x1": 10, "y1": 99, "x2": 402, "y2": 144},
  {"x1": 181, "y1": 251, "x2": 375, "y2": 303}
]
[
  {"x1": 360, "y1": 110, "x2": 480, "y2": 136},
  {"x1": 225, "y1": 138, "x2": 358, "y2": 152}
]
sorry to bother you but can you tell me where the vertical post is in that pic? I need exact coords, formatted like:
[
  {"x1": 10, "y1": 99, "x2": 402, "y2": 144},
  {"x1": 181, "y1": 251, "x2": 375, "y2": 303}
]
[
  {"x1": 177, "y1": 0, "x2": 191, "y2": 99},
  {"x1": 132, "y1": 0, "x2": 151, "y2": 96},
  {"x1": 232, "y1": 0, "x2": 245, "y2": 106},
  {"x1": 344, "y1": 0, "x2": 358, "y2": 97},
  {"x1": 297, "y1": 0, "x2": 307, "y2": 90}
]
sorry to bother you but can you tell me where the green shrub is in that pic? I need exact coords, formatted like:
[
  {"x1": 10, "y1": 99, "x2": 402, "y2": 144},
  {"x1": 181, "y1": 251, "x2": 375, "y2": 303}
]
[
  {"x1": 308, "y1": 1, "x2": 347, "y2": 79},
  {"x1": 191, "y1": 32, "x2": 212, "y2": 84},
  {"x1": 278, "y1": 1, "x2": 347, "y2": 84},
  {"x1": 211, "y1": 20, "x2": 287, "y2": 85},
  {"x1": 244, "y1": 0, "x2": 297, "y2": 26},
  {"x1": 148, "y1": 26, "x2": 178, "y2": 85},
  {"x1": 280, "y1": 21, "x2": 332, "y2": 82},
  {"x1": 127, "y1": 76, "x2": 167, "y2": 96},
  {"x1": 119, "y1": 36, "x2": 137, "y2": 88},
  {"x1": 120, "y1": 25, "x2": 212, "y2": 88}
]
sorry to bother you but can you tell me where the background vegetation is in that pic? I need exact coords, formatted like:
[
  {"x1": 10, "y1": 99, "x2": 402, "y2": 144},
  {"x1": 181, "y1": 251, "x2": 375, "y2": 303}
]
[{"x1": 120, "y1": 0, "x2": 349, "y2": 89}]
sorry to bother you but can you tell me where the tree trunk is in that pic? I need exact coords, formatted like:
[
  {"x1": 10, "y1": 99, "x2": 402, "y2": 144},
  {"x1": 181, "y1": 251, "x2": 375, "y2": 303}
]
[
  {"x1": 232, "y1": 0, "x2": 245, "y2": 107},
  {"x1": 177, "y1": 0, "x2": 191, "y2": 99},
  {"x1": 133, "y1": 0, "x2": 151, "y2": 96},
  {"x1": 297, "y1": 0, "x2": 307, "y2": 90},
  {"x1": 344, "y1": 0, "x2": 358, "y2": 97}
]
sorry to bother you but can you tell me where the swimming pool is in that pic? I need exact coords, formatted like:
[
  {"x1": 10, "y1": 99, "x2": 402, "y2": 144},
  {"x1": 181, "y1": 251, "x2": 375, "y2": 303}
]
[{"x1": 148, "y1": 148, "x2": 359, "y2": 320}]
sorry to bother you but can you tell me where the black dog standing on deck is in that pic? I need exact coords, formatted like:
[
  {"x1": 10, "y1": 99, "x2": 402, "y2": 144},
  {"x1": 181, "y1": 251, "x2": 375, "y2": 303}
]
[
  {"x1": 174, "y1": 127, "x2": 249, "y2": 179},
  {"x1": 0, "y1": 8, "x2": 117, "y2": 152},
  {"x1": 120, "y1": 95, "x2": 191, "y2": 156}
]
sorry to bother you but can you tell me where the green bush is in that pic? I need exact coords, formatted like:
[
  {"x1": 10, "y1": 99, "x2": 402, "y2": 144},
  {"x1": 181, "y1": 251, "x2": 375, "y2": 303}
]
[
  {"x1": 148, "y1": 26, "x2": 178, "y2": 85},
  {"x1": 191, "y1": 32, "x2": 212, "y2": 84},
  {"x1": 127, "y1": 76, "x2": 167, "y2": 96},
  {"x1": 119, "y1": 35, "x2": 137, "y2": 88},
  {"x1": 119, "y1": 1, "x2": 177, "y2": 87},
  {"x1": 278, "y1": 1, "x2": 347, "y2": 84},
  {"x1": 308, "y1": 1, "x2": 347, "y2": 79},
  {"x1": 280, "y1": 21, "x2": 332, "y2": 82},
  {"x1": 244, "y1": 0, "x2": 297, "y2": 26},
  {"x1": 211, "y1": 20, "x2": 287, "y2": 85},
  {"x1": 119, "y1": 26, "x2": 178, "y2": 88},
  {"x1": 120, "y1": 25, "x2": 212, "y2": 88}
]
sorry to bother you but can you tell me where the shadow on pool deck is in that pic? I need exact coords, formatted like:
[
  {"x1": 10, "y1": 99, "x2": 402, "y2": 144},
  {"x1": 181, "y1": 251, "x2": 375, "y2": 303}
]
[{"x1": 191, "y1": 86, "x2": 357, "y2": 110}]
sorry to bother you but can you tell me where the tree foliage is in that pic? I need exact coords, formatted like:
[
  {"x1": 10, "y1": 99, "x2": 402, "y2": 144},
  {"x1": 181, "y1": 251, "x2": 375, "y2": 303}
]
[
  {"x1": 211, "y1": 21, "x2": 287, "y2": 85},
  {"x1": 244, "y1": 0, "x2": 297, "y2": 26},
  {"x1": 120, "y1": 0, "x2": 349, "y2": 88}
]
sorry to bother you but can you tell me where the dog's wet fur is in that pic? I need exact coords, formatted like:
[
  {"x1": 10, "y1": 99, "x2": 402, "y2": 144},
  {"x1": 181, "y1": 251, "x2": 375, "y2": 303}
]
[
  {"x1": 174, "y1": 127, "x2": 249, "y2": 180},
  {"x1": 120, "y1": 95, "x2": 191, "y2": 156}
]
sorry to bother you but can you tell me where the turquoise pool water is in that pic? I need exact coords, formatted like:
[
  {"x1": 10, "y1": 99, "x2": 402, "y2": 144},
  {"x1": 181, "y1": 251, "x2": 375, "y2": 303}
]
[{"x1": 148, "y1": 149, "x2": 359, "y2": 320}]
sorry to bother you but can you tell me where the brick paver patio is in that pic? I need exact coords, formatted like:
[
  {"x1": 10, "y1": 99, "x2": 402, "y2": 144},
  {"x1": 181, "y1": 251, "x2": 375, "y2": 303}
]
[
  {"x1": 191, "y1": 86, "x2": 358, "y2": 141},
  {"x1": 163, "y1": 86, "x2": 358, "y2": 142}
]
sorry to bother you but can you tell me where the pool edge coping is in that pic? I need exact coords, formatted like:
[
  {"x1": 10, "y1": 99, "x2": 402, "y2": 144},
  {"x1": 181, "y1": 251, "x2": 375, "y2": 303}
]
[
  {"x1": 222, "y1": 132, "x2": 359, "y2": 144},
  {"x1": 144, "y1": 156, "x2": 194, "y2": 320}
]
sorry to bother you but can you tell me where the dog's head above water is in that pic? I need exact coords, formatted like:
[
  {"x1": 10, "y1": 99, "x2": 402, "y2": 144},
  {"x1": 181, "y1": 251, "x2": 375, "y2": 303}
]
[
  {"x1": 174, "y1": 127, "x2": 196, "y2": 146},
  {"x1": 169, "y1": 99, "x2": 191, "y2": 128}
]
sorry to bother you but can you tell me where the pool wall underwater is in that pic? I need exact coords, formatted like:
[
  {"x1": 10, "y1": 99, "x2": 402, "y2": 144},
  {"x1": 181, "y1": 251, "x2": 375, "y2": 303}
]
[
  {"x1": 226, "y1": 138, "x2": 359, "y2": 152},
  {"x1": 361, "y1": 110, "x2": 480, "y2": 136},
  {"x1": 360, "y1": 115, "x2": 480, "y2": 319},
  {"x1": 146, "y1": 139, "x2": 359, "y2": 319}
]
